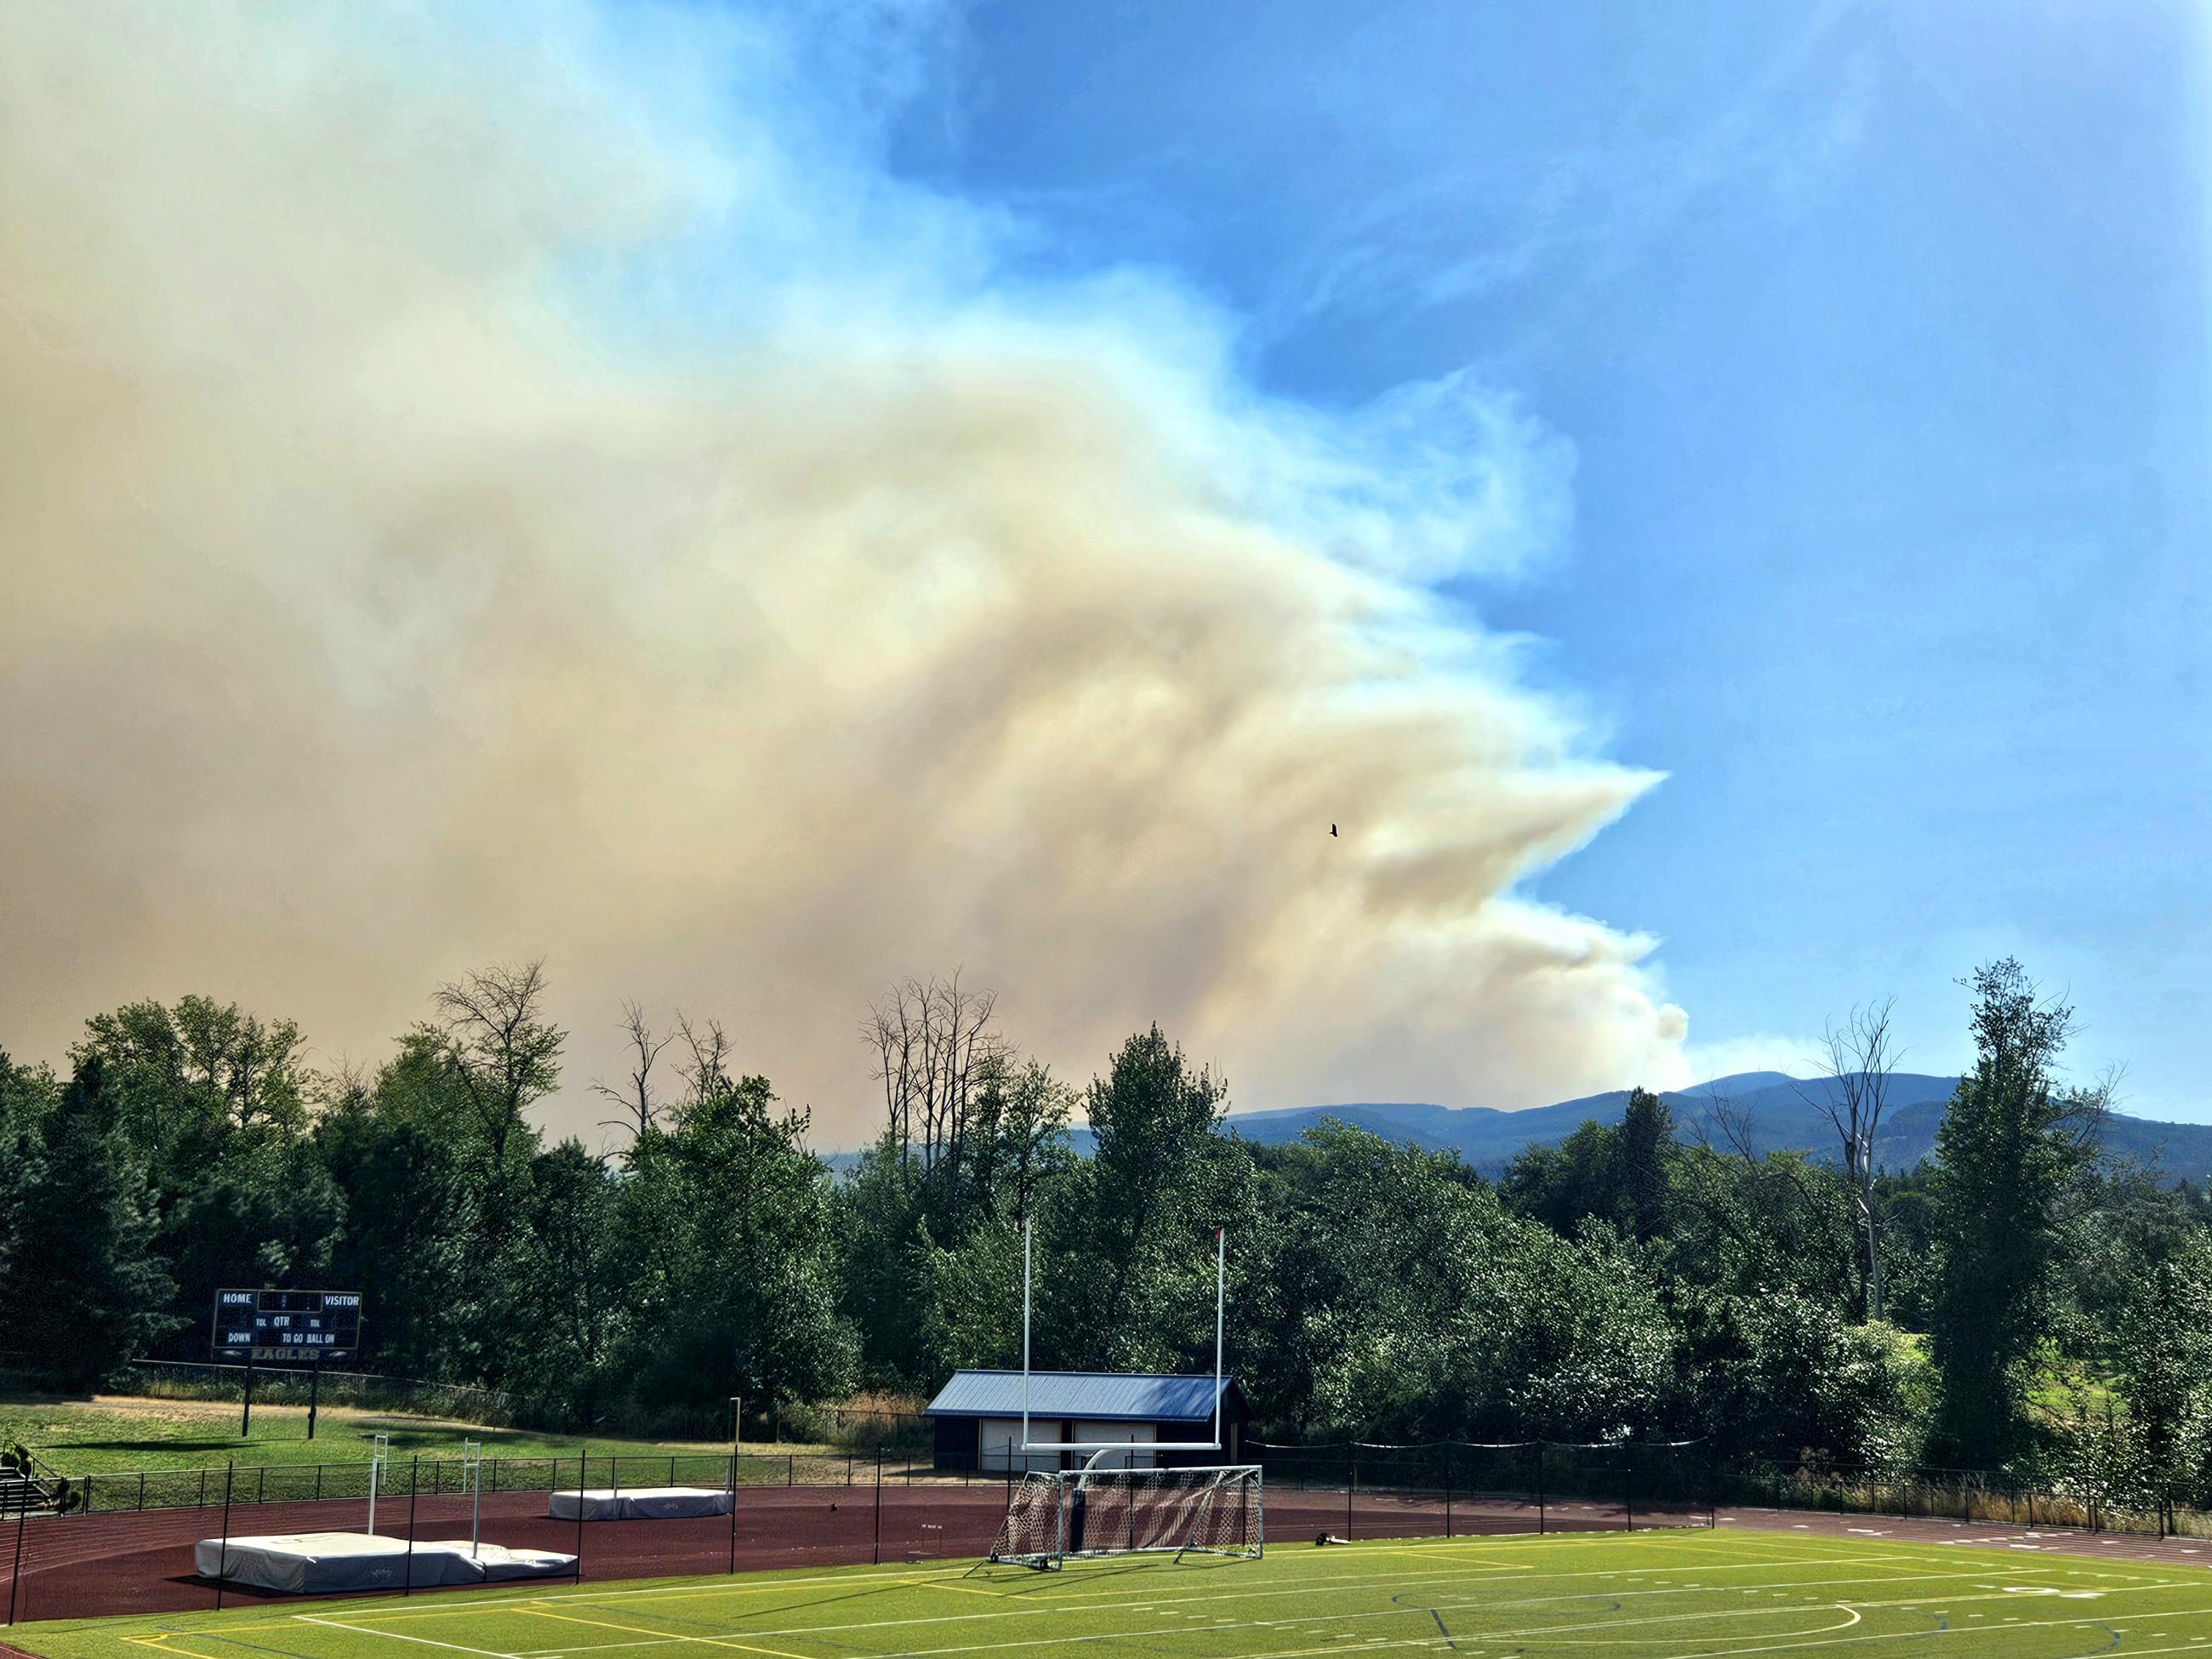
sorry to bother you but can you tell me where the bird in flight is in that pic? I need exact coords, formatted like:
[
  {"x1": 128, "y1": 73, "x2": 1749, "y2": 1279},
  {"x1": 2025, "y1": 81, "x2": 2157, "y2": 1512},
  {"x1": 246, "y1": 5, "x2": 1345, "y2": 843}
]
[{"x1": 1330, "y1": 824, "x2": 1337, "y2": 837}]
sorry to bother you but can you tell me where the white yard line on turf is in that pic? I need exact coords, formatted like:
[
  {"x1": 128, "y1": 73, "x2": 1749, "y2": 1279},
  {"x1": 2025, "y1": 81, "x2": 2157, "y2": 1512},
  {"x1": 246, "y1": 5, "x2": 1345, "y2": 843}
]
[
  {"x1": 297, "y1": 1531, "x2": 1996, "y2": 1627},
  {"x1": 571, "y1": 1557, "x2": 2092, "y2": 1653},
  {"x1": 497, "y1": 1562, "x2": 2106, "y2": 1659},
  {"x1": 294, "y1": 1614, "x2": 523, "y2": 1659},
  {"x1": 279, "y1": 1533, "x2": 2181, "y2": 1636},
  {"x1": 518, "y1": 1601, "x2": 811, "y2": 1659},
  {"x1": 1649, "y1": 1599, "x2": 2212, "y2": 1659}
]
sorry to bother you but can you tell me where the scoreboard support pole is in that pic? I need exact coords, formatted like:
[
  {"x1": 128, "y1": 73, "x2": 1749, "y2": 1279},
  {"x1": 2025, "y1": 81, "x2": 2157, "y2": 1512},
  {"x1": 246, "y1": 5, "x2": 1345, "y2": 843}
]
[
  {"x1": 240, "y1": 1351, "x2": 254, "y2": 1440},
  {"x1": 307, "y1": 1350, "x2": 322, "y2": 1441}
]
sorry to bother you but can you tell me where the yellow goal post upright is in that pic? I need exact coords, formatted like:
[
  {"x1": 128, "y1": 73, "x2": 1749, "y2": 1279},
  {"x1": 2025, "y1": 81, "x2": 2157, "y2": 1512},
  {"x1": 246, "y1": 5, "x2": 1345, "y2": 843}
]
[{"x1": 983, "y1": 1223, "x2": 1263, "y2": 1570}]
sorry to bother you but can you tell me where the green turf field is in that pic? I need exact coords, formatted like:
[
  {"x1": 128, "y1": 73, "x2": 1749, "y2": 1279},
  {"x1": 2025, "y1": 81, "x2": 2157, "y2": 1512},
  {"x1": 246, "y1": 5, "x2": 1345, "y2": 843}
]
[{"x1": 9, "y1": 1529, "x2": 2212, "y2": 1659}]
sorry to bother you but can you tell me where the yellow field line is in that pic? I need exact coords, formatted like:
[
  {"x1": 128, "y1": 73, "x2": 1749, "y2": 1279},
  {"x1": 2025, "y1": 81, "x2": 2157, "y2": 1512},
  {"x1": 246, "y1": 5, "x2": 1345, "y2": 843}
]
[
  {"x1": 505, "y1": 1558, "x2": 2126, "y2": 1659},
  {"x1": 125, "y1": 1638, "x2": 229, "y2": 1659},
  {"x1": 265, "y1": 1568, "x2": 950, "y2": 1622}
]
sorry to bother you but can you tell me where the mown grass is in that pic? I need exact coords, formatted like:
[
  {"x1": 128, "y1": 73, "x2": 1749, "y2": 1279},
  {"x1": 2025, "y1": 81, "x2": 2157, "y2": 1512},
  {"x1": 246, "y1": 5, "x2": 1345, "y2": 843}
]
[
  {"x1": 0, "y1": 1396, "x2": 830, "y2": 1477},
  {"x1": 9, "y1": 1528, "x2": 2212, "y2": 1659}
]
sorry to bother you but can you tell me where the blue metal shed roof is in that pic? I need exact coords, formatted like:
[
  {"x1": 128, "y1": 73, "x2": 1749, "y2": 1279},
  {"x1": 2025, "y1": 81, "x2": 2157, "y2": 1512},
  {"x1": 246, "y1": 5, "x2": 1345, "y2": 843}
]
[{"x1": 924, "y1": 1370, "x2": 1237, "y2": 1422}]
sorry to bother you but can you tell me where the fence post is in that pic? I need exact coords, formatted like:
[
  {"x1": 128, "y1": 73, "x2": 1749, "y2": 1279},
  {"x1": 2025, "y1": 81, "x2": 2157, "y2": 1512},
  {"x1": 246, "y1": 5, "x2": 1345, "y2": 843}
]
[
  {"x1": 573, "y1": 1454, "x2": 585, "y2": 1583},
  {"x1": 1347, "y1": 1448, "x2": 1357, "y2": 1542},
  {"x1": 1625, "y1": 1451, "x2": 1635, "y2": 1533},
  {"x1": 787, "y1": 1455, "x2": 794, "y2": 1489},
  {"x1": 1536, "y1": 1442, "x2": 1546, "y2": 1536},
  {"x1": 873, "y1": 1447, "x2": 883, "y2": 1566},
  {"x1": 403, "y1": 1457, "x2": 419, "y2": 1597},
  {"x1": 215, "y1": 1462, "x2": 235, "y2": 1611},
  {"x1": 140, "y1": 1472, "x2": 147, "y2": 1513},
  {"x1": 727, "y1": 1450, "x2": 738, "y2": 1575},
  {"x1": 1444, "y1": 1445, "x2": 1454, "y2": 1541}
]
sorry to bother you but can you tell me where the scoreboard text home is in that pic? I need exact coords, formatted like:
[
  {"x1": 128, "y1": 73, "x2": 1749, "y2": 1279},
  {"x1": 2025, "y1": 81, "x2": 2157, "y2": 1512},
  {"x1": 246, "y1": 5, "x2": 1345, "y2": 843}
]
[{"x1": 214, "y1": 1288, "x2": 363, "y2": 1363}]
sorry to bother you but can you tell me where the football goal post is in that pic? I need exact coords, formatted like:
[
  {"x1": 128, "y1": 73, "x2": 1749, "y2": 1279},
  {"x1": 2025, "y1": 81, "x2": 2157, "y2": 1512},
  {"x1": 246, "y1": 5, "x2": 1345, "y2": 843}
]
[
  {"x1": 985, "y1": 1223, "x2": 1263, "y2": 1568},
  {"x1": 989, "y1": 1462, "x2": 1263, "y2": 1567}
]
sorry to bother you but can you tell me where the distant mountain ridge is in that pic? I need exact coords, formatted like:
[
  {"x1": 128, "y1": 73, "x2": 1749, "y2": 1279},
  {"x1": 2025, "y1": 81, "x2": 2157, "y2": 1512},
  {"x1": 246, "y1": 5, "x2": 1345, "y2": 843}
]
[{"x1": 1219, "y1": 1071, "x2": 2212, "y2": 1183}]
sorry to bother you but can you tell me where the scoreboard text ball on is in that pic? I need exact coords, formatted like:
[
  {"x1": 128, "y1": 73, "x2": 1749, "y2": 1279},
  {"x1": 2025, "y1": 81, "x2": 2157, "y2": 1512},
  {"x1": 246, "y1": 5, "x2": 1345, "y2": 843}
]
[{"x1": 214, "y1": 1289, "x2": 362, "y2": 1363}]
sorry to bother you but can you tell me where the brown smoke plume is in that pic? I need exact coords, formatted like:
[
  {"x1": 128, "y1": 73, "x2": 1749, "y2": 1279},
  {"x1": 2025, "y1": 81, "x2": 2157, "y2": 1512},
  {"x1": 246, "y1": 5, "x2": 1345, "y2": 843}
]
[{"x1": 0, "y1": 1, "x2": 1689, "y2": 1140}]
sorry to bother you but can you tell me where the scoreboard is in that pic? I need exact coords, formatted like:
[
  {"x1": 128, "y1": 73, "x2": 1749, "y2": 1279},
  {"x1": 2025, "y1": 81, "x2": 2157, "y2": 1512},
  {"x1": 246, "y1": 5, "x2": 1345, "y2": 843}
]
[{"x1": 214, "y1": 1289, "x2": 363, "y2": 1363}]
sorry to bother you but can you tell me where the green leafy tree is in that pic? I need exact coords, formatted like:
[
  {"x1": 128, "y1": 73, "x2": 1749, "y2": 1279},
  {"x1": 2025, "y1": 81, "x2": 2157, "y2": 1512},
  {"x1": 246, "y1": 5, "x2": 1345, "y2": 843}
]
[
  {"x1": 1048, "y1": 1026, "x2": 1249, "y2": 1372},
  {"x1": 5, "y1": 1056, "x2": 175, "y2": 1384},
  {"x1": 1925, "y1": 959, "x2": 2107, "y2": 1465},
  {"x1": 1248, "y1": 1125, "x2": 1512, "y2": 1438},
  {"x1": 316, "y1": 1048, "x2": 482, "y2": 1376},
  {"x1": 903, "y1": 1056, "x2": 1076, "y2": 1380},
  {"x1": 1501, "y1": 1086, "x2": 1677, "y2": 1245},
  {"x1": 2108, "y1": 1229, "x2": 2212, "y2": 1514},
  {"x1": 71, "y1": 996, "x2": 337, "y2": 1359},
  {"x1": 915, "y1": 1216, "x2": 1025, "y2": 1377},
  {"x1": 0, "y1": 1053, "x2": 59, "y2": 1320},
  {"x1": 613, "y1": 1069, "x2": 856, "y2": 1413},
  {"x1": 510, "y1": 1138, "x2": 623, "y2": 1407},
  {"x1": 1493, "y1": 1220, "x2": 1677, "y2": 1439}
]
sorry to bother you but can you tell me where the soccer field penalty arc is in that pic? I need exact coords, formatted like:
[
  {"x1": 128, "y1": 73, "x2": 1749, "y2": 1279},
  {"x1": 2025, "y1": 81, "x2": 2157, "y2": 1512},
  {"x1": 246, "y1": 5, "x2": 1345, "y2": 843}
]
[{"x1": 991, "y1": 1223, "x2": 1263, "y2": 1569}]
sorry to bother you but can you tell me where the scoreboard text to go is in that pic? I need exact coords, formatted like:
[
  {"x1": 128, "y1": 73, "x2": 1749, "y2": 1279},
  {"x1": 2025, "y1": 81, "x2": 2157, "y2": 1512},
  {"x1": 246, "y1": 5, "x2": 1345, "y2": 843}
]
[{"x1": 214, "y1": 1289, "x2": 363, "y2": 1361}]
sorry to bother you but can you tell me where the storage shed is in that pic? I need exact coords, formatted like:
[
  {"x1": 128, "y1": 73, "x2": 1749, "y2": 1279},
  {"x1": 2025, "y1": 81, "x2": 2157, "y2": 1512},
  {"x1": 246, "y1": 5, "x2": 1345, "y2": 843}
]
[{"x1": 923, "y1": 1370, "x2": 1252, "y2": 1473}]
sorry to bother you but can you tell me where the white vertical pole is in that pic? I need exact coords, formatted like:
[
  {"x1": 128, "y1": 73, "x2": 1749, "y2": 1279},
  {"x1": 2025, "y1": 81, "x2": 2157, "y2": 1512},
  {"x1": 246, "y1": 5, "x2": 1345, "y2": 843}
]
[
  {"x1": 1022, "y1": 1220, "x2": 1032, "y2": 1468},
  {"x1": 368, "y1": 1433, "x2": 389, "y2": 1536},
  {"x1": 1214, "y1": 1229, "x2": 1226, "y2": 1451},
  {"x1": 466, "y1": 1440, "x2": 482, "y2": 1558}
]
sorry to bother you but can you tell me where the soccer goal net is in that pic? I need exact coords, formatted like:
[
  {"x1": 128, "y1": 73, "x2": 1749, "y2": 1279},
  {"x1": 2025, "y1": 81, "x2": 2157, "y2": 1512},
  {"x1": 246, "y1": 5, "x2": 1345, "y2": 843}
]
[{"x1": 989, "y1": 1464, "x2": 1263, "y2": 1568}]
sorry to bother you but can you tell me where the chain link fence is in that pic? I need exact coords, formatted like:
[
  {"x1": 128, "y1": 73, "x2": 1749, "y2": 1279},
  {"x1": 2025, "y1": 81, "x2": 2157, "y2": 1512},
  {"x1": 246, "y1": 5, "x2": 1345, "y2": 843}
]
[{"x1": 1, "y1": 1449, "x2": 1022, "y2": 1624}]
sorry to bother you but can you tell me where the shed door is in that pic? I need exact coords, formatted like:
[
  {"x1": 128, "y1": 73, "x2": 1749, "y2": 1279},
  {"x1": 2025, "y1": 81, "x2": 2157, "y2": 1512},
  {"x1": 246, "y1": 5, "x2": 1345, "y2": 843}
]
[
  {"x1": 1070, "y1": 1421, "x2": 1156, "y2": 1469},
  {"x1": 979, "y1": 1417, "x2": 1055, "y2": 1474}
]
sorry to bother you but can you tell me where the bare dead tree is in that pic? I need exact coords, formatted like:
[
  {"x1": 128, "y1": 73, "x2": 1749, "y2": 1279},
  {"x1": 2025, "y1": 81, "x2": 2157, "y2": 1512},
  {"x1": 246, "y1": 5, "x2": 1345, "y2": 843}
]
[
  {"x1": 675, "y1": 1012, "x2": 737, "y2": 1106},
  {"x1": 1795, "y1": 997, "x2": 1900, "y2": 1322},
  {"x1": 593, "y1": 998, "x2": 673, "y2": 1145},
  {"x1": 1689, "y1": 1075, "x2": 1764, "y2": 1164},
  {"x1": 2058, "y1": 1062, "x2": 2122, "y2": 1154},
  {"x1": 431, "y1": 958, "x2": 564, "y2": 1165},
  {"x1": 863, "y1": 971, "x2": 1005, "y2": 1179}
]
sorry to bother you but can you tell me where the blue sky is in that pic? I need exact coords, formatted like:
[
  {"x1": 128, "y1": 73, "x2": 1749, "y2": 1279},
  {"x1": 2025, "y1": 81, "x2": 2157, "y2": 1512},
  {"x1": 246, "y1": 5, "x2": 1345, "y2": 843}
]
[{"x1": 869, "y1": 0, "x2": 2211, "y2": 1118}]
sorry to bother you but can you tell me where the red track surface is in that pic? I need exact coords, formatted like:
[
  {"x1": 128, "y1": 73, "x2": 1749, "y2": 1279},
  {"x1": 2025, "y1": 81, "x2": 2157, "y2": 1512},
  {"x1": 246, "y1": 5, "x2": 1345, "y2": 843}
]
[{"x1": 0, "y1": 1482, "x2": 2194, "y2": 1625}]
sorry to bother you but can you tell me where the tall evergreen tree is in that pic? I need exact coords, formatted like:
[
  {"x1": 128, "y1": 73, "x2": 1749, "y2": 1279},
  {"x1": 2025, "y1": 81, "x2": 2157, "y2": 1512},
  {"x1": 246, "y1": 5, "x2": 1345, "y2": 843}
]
[
  {"x1": 0, "y1": 1053, "x2": 59, "y2": 1324},
  {"x1": 1617, "y1": 1086, "x2": 1676, "y2": 1244},
  {"x1": 1053, "y1": 1025, "x2": 1246, "y2": 1371},
  {"x1": 6, "y1": 1055, "x2": 174, "y2": 1385},
  {"x1": 1925, "y1": 959, "x2": 2106, "y2": 1465}
]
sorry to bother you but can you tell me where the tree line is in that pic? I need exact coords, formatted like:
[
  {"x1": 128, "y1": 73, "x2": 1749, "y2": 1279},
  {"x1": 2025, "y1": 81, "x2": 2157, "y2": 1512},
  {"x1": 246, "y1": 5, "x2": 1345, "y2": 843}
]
[{"x1": 0, "y1": 957, "x2": 2206, "y2": 1508}]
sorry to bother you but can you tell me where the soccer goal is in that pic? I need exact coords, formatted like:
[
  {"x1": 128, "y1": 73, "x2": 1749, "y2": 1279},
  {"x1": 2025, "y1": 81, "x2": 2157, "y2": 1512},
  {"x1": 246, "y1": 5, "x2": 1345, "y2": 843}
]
[{"x1": 989, "y1": 1462, "x2": 1263, "y2": 1567}]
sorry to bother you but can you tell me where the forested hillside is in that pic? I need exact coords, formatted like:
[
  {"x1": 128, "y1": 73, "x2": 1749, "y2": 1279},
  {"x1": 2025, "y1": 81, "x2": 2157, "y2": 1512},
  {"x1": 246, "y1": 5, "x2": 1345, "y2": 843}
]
[
  {"x1": 1, "y1": 959, "x2": 2206, "y2": 1509},
  {"x1": 1223, "y1": 1075, "x2": 2212, "y2": 1183}
]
